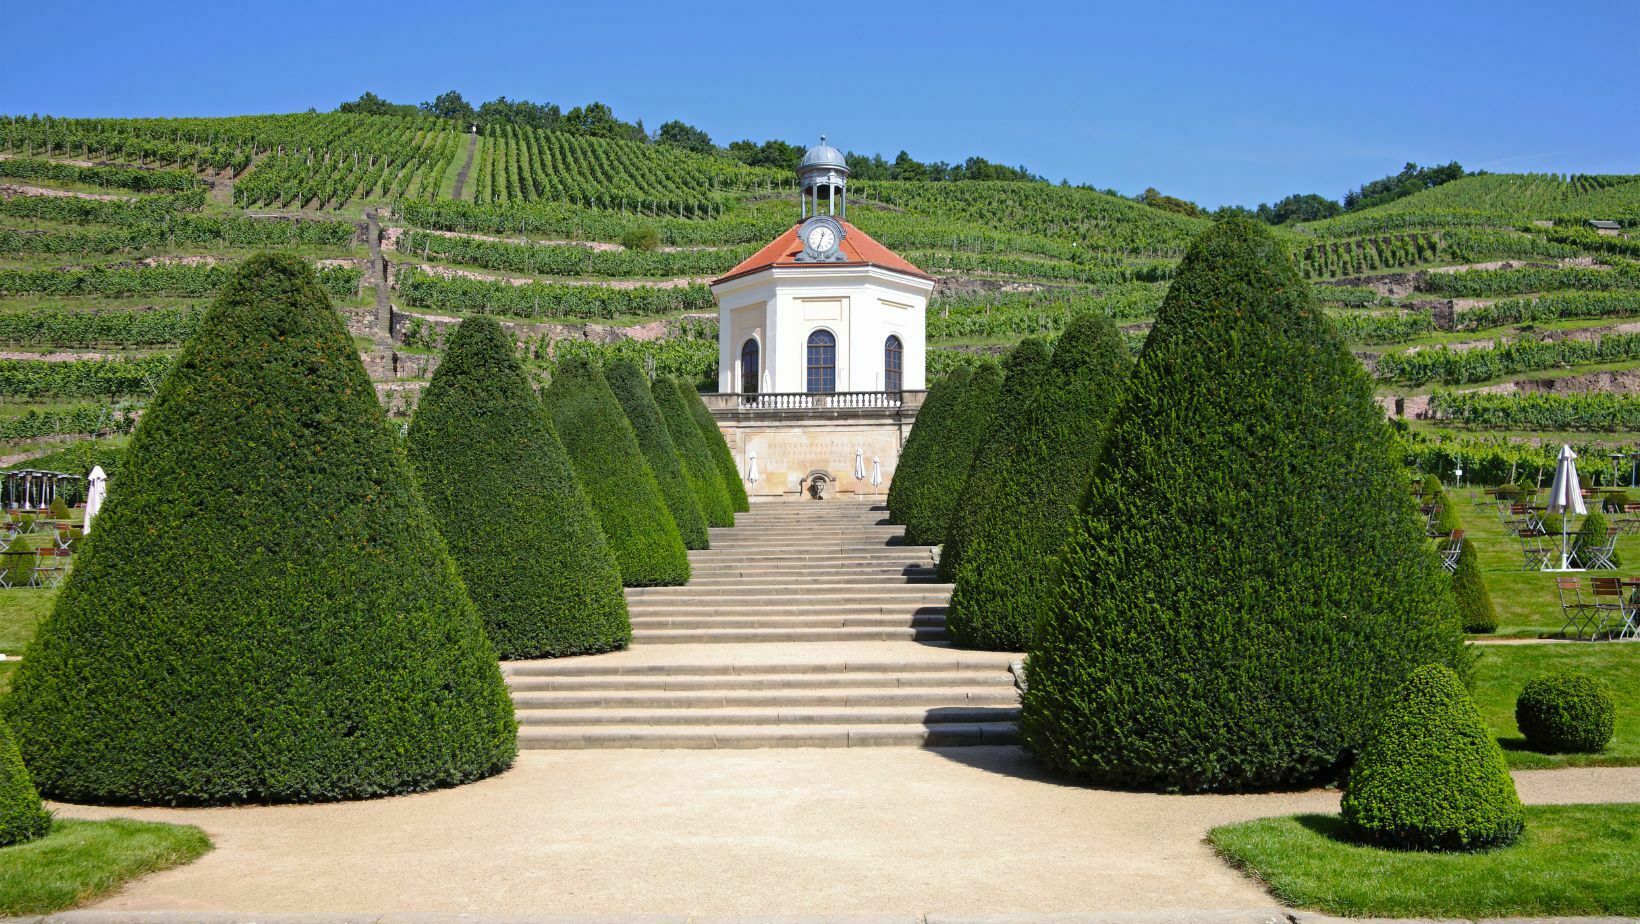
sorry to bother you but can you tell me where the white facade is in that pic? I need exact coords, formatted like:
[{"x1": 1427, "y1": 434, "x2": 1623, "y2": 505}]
[{"x1": 712, "y1": 264, "x2": 933, "y2": 395}]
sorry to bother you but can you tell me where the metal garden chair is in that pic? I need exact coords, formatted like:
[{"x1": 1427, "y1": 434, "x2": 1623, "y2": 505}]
[
  {"x1": 1556, "y1": 577, "x2": 1597, "y2": 639},
  {"x1": 1519, "y1": 532, "x2": 1552, "y2": 571},
  {"x1": 1440, "y1": 530, "x2": 1464, "y2": 573}
]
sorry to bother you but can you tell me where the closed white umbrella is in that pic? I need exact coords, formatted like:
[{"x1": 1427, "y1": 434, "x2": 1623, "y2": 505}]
[
  {"x1": 870, "y1": 456, "x2": 883, "y2": 491},
  {"x1": 745, "y1": 451, "x2": 760, "y2": 485},
  {"x1": 1546, "y1": 444, "x2": 1587, "y2": 571},
  {"x1": 854, "y1": 448, "x2": 866, "y2": 482},
  {"x1": 83, "y1": 465, "x2": 107, "y2": 533}
]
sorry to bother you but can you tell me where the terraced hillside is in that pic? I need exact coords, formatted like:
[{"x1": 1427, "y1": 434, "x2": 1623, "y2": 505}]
[{"x1": 2, "y1": 111, "x2": 1638, "y2": 480}]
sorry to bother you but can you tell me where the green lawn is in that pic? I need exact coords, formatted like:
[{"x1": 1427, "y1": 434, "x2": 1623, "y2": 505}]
[
  {"x1": 1210, "y1": 804, "x2": 1639, "y2": 919},
  {"x1": 0, "y1": 818, "x2": 211, "y2": 916},
  {"x1": 1473, "y1": 642, "x2": 1639, "y2": 768}
]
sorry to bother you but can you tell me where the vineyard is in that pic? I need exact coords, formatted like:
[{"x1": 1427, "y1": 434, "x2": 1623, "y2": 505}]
[{"x1": 0, "y1": 107, "x2": 1636, "y2": 455}]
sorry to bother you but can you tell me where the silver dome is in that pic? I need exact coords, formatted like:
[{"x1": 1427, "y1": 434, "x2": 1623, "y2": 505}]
[{"x1": 799, "y1": 136, "x2": 848, "y2": 172}]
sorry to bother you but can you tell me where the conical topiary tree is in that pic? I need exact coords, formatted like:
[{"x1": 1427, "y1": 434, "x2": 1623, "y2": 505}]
[
  {"x1": 895, "y1": 361, "x2": 1004, "y2": 546},
  {"x1": 677, "y1": 378, "x2": 750, "y2": 513},
  {"x1": 1574, "y1": 509, "x2": 1620, "y2": 568},
  {"x1": 0, "y1": 716, "x2": 50, "y2": 847},
  {"x1": 888, "y1": 364, "x2": 971, "y2": 526},
  {"x1": 545, "y1": 357, "x2": 690, "y2": 586},
  {"x1": 1343, "y1": 664, "x2": 1524, "y2": 851},
  {"x1": 5, "y1": 254, "x2": 516, "y2": 804},
  {"x1": 407, "y1": 317, "x2": 631, "y2": 658},
  {"x1": 945, "y1": 316, "x2": 1132, "y2": 650},
  {"x1": 1021, "y1": 218, "x2": 1469, "y2": 793},
  {"x1": 605, "y1": 361, "x2": 709, "y2": 550},
  {"x1": 1452, "y1": 538, "x2": 1497, "y2": 634},
  {"x1": 653, "y1": 376, "x2": 734, "y2": 528}
]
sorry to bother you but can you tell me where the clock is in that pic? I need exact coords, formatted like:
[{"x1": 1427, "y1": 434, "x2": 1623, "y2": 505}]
[{"x1": 794, "y1": 215, "x2": 847, "y2": 263}]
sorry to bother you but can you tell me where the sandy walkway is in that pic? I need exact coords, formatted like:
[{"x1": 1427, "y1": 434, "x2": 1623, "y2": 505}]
[{"x1": 53, "y1": 749, "x2": 1638, "y2": 916}]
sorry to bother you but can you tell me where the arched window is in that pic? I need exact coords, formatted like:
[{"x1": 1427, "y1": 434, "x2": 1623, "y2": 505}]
[
  {"x1": 806, "y1": 329, "x2": 836, "y2": 394},
  {"x1": 739, "y1": 338, "x2": 760, "y2": 394},
  {"x1": 884, "y1": 335, "x2": 903, "y2": 393}
]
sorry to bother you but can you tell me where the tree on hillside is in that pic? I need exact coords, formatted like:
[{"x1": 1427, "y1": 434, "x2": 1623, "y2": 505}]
[
  {"x1": 1344, "y1": 161, "x2": 1467, "y2": 211},
  {"x1": 605, "y1": 360, "x2": 709, "y2": 549},
  {"x1": 5, "y1": 254, "x2": 517, "y2": 804},
  {"x1": 407, "y1": 317, "x2": 630, "y2": 658},
  {"x1": 677, "y1": 378, "x2": 750, "y2": 513},
  {"x1": 563, "y1": 102, "x2": 645, "y2": 143},
  {"x1": 657, "y1": 120, "x2": 714, "y2": 154},
  {"x1": 544, "y1": 357, "x2": 690, "y2": 586},
  {"x1": 1136, "y1": 187, "x2": 1204, "y2": 218},
  {"x1": 944, "y1": 315, "x2": 1132, "y2": 651},
  {"x1": 1020, "y1": 218, "x2": 1469, "y2": 792},
  {"x1": 337, "y1": 92, "x2": 419, "y2": 117},
  {"x1": 653, "y1": 376, "x2": 734, "y2": 528},
  {"x1": 476, "y1": 96, "x2": 563, "y2": 131},
  {"x1": 1269, "y1": 193, "x2": 1343, "y2": 224},
  {"x1": 421, "y1": 90, "x2": 476, "y2": 127}
]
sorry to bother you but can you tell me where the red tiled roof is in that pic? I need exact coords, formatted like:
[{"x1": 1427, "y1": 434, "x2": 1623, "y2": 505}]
[{"x1": 712, "y1": 221, "x2": 932, "y2": 286}]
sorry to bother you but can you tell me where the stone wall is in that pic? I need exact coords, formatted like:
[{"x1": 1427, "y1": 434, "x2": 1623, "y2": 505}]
[{"x1": 703, "y1": 393, "x2": 926, "y2": 502}]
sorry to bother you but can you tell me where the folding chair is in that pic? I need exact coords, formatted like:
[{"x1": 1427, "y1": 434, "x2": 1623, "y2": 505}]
[
  {"x1": 28, "y1": 547, "x2": 68, "y2": 589},
  {"x1": 1556, "y1": 577, "x2": 1597, "y2": 639},
  {"x1": 1519, "y1": 532, "x2": 1552, "y2": 571},
  {"x1": 1440, "y1": 530, "x2": 1464, "y2": 573},
  {"x1": 1586, "y1": 578, "x2": 1634, "y2": 640},
  {"x1": 1578, "y1": 528, "x2": 1621, "y2": 571}
]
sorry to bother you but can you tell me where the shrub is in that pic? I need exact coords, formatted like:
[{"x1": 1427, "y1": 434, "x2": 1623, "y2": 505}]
[
  {"x1": 1602, "y1": 490, "x2": 1633, "y2": 513},
  {"x1": 406, "y1": 317, "x2": 631, "y2": 658},
  {"x1": 0, "y1": 716, "x2": 51, "y2": 847},
  {"x1": 677, "y1": 378, "x2": 750, "y2": 513},
  {"x1": 887, "y1": 365, "x2": 969, "y2": 525},
  {"x1": 1451, "y1": 539, "x2": 1497, "y2": 633},
  {"x1": 944, "y1": 318, "x2": 1131, "y2": 651},
  {"x1": 47, "y1": 497, "x2": 69, "y2": 520},
  {"x1": 1343, "y1": 664, "x2": 1525, "y2": 851},
  {"x1": 605, "y1": 361, "x2": 708, "y2": 550},
  {"x1": 1020, "y1": 218, "x2": 1469, "y2": 792},
  {"x1": 4, "y1": 254, "x2": 516, "y2": 804},
  {"x1": 544, "y1": 357, "x2": 690, "y2": 586},
  {"x1": 653, "y1": 376, "x2": 734, "y2": 528},
  {"x1": 893, "y1": 361, "x2": 1004, "y2": 546},
  {"x1": 620, "y1": 225, "x2": 661, "y2": 252},
  {"x1": 1574, "y1": 509, "x2": 1620, "y2": 568},
  {"x1": 1516, "y1": 671, "x2": 1616, "y2": 754}
]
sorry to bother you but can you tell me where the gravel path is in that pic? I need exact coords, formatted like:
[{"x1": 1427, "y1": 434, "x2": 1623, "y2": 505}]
[{"x1": 53, "y1": 751, "x2": 1639, "y2": 916}]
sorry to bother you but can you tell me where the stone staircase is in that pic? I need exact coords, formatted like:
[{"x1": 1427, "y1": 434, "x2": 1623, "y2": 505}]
[{"x1": 503, "y1": 500, "x2": 1022, "y2": 749}]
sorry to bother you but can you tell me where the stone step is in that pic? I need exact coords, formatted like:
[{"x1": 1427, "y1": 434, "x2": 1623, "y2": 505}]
[
  {"x1": 688, "y1": 553, "x2": 932, "y2": 566},
  {"x1": 633, "y1": 626, "x2": 948, "y2": 644},
  {"x1": 680, "y1": 574, "x2": 946, "y2": 588},
  {"x1": 504, "y1": 669, "x2": 1013, "y2": 692},
  {"x1": 514, "y1": 704, "x2": 1019, "y2": 727},
  {"x1": 709, "y1": 525, "x2": 902, "y2": 534},
  {"x1": 627, "y1": 583, "x2": 953, "y2": 599},
  {"x1": 627, "y1": 603, "x2": 948, "y2": 617},
  {"x1": 510, "y1": 687, "x2": 1016, "y2": 709},
  {"x1": 501, "y1": 657, "x2": 1015, "y2": 678},
  {"x1": 684, "y1": 567, "x2": 939, "y2": 581},
  {"x1": 629, "y1": 614, "x2": 945, "y2": 631},
  {"x1": 517, "y1": 722, "x2": 1019, "y2": 749},
  {"x1": 691, "y1": 544, "x2": 924, "y2": 555},
  {"x1": 630, "y1": 595, "x2": 949, "y2": 609}
]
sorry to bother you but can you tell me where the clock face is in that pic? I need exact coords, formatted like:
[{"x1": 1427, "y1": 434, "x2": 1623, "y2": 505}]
[{"x1": 806, "y1": 225, "x2": 836, "y2": 252}]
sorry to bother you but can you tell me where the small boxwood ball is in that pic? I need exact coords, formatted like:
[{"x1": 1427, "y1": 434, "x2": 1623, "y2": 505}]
[{"x1": 1516, "y1": 671, "x2": 1616, "y2": 754}]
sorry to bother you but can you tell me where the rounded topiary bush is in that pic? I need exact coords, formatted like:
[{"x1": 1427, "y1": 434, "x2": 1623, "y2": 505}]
[
  {"x1": 0, "y1": 716, "x2": 51, "y2": 847},
  {"x1": 5, "y1": 254, "x2": 517, "y2": 804},
  {"x1": 1516, "y1": 671, "x2": 1615, "y2": 754},
  {"x1": 1020, "y1": 218, "x2": 1469, "y2": 793},
  {"x1": 944, "y1": 317, "x2": 1131, "y2": 651},
  {"x1": 894, "y1": 361, "x2": 1003, "y2": 546},
  {"x1": 1574, "y1": 509, "x2": 1620, "y2": 568},
  {"x1": 653, "y1": 376, "x2": 734, "y2": 528},
  {"x1": 677, "y1": 378, "x2": 750, "y2": 513},
  {"x1": 1343, "y1": 664, "x2": 1525, "y2": 851},
  {"x1": 545, "y1": 357, "x2": 690, "y2": 586},
  {"x1": 605, "y1": 361, "x2": 708, "y2": 550},
  {"x1": 1452, "y1": 538, "x2": 1497, "y2": 634},
  {"x1": 406, "y1": 317, "x2": 631, "y2": 658},
  {"x1": 47, "y1": 497, "x2": 69, "y2": 520}
]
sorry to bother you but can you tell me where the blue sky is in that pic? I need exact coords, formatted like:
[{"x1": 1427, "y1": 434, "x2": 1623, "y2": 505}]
[{"x1": 2, "y1": 0, "x2": 1636, "y2": 208}]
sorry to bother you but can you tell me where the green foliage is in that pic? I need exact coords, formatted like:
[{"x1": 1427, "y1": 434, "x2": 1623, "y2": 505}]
[
  {"x1": 678, "y1": 377, "x2": 749, "y2": 513},
  {"x1": 0, "y1": 404, "x2": 136, "y2": 441},
  {"x1": 944, "y1": 317, "x2": 1131, "y2": 650},
  {"x1": 4, "y1": 254, "x2": 517, "y2": 804},
  {"x1": 0, "y1": 263, "x2": 361, "y2": 299},
  {"x1": 1421, "y1": 262, "x2": 1640, "y2": 298},
  {"x1": 398, "y1": 270, "x2": 714, "y2": 319},
  {"x1": 1343, "y1": 665, "x2": 1525, "y2": 851},
  {"x1": 1327, "y1": 309, "x2": 1435, "y2": 344},
  {"x1": 406, "y1": 317, "x2": 630, "y2": 658},
  {"x1": 605, "y1": 360, "x2": 708, "y2": 549},
  {"x1": 1427, "y1": 391, "x2": 1640, "y2": 431},
  {"x1": 0, "y1": 716, "x2": 51, "y2": 848},
  {"x1": 0, "y1": 157, "x2": 200, "y2": 192},
  {"x1": 1515, "y1": 671, "x2": 1616, "y2": 754},
  {"x1": 0, "y1": 818, "x2": 213, "y2": 917},
  {"x1": 1020, "y1": 218, "x2": 1468, "y2": 792},
  {"x1": 0, "y1": 307, "x2": 200, "y2": 347},
  {"x1": 1452, "y1": 539, "x2": 1497, "y2": 634},
  {"x1": 1376, "y1": 333, "x2": 1640, "y2": 386},
  {"x1": 927, "y1": 284, "x2": 1164, "y2": 341},
  {"x1": 543, "y1": 356, "x2": 690, "y2": 586},
  {"x1": 891, "y1": 361, "x2": 1003, "y2": 546},
  {"x1": 0, "y1": 357, "x2": 172, "y2": 398},
  {"x1": 619, "y1": 225, "x2": 662, "y2": 252},
  {"x1": 651, "y1": 375, "x2": 734, "y2": 528},
  {"x1": 400, "y1": 230, "x2": 751, "y2": 278},
  {"x1": 1573, "y1": 509, "x2": 1620, "y2": 568},
  {"x1": 888, "y1": 366, "x2": 969, "y2": 525}
]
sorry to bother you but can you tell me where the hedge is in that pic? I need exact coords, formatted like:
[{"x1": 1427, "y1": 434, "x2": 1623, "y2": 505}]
[
  {"x1": 0, "y1": 356, "x2": 173, "y2": 399},
  {"x1": 1020, "y1": 218, "x2": 1469, "y2": 793},
  {"x1": 887, "y1": 366, "x2": 971, "y2": 525},
  {"x1": 1452, "y1": 539, "x2": 1497, "y2": 633},
  {"x1": 944, "y1": 314, "x2": 1132, "y2": 650},
  {"x1": 605, "y1": 360, "x2": 708, "y2": 549},
  {"x1": 652, "y1": 375, "x2": 734, "y2": 528},
  {"x1": 890, "y1": 361, "x2": 1004, "y2": 546},
  {"x1": 1515, "y1": 671, "x2": 1616, "y2": 754},
  {"x1": 406, "y1": 317, "x2": 630, "y2": 658},
  {"x1": 0, "y1": 716, "x2": 50, "y2": 847},
  {"x1": 678, "y1": 377, "x2": 749, "y2": 513},
  {"x1": 4, "y1": 254, "x2": 517, "y2": 804},
  {"x1": 544, "y1": 356, "x2": 690, "y2": 586},
  {"x1": 0, "y1": 307, "x2": 200, "y2": 347},
  {"x1": 1343, "y1": 665, "x2": 1525, "y2": 851}
]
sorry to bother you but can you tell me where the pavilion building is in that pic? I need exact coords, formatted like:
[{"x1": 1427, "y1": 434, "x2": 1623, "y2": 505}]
[{"x1": 702, "y1": 138, "x2": 935, "y2": 500}]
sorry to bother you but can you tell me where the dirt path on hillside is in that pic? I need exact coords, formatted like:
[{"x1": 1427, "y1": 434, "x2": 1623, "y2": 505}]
[
  {"x1": 450, "y1": 131, "x2": 478, "y2": 201},
  {"x1": 0, "y1": 182, "x2": 133, "y2": 202}
]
